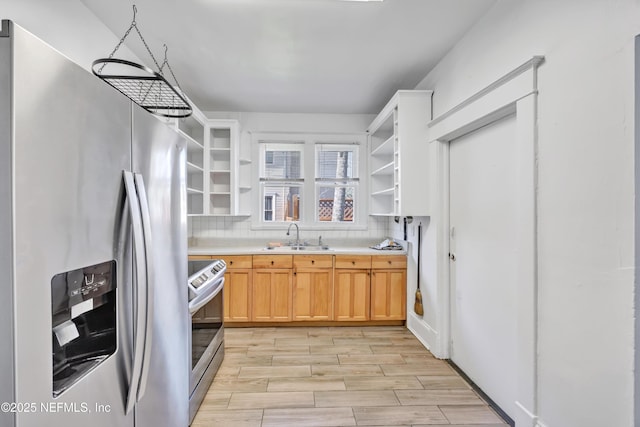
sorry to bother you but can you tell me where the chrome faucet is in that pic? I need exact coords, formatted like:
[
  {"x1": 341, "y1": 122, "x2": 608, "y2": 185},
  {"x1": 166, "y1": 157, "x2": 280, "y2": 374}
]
[{"x1": 286, "y1": 222, "x2": 300, "y2": 248}]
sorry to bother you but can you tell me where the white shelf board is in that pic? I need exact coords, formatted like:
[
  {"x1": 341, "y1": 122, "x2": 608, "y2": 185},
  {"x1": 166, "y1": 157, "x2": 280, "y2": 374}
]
[
  {"x1": 187, "y1": 162, "x2": 204, "y2": 173},
  {"x1": 239, "y1": 158, "x2": 253, "y2": 165},
  {"x1": 371, "y1": 135, "x2": 394, "y2": 157},
  {"x1": 371, "y1": 188, "x2": 395, "y2": 196},
  {"x1": 210, "y1": 170, "x2": 231, "y2": 174},
  {"x1": 210, "y1": 147, "x2": 231, "y2": 152},
  {"x1": 177, "y1": 129, "x2": 204, "y2": 150},
  {"x1": 187, "y1": 188, "x2": 204, "y2": 194},
  {"x1": 371, "y1": 161, "x2": 394, "y2": 176}
]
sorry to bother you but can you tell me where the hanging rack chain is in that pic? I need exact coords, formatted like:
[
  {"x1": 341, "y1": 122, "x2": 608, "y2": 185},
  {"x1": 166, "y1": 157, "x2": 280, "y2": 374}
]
[
  {"x1": 132, "y1": 24, "x2": 162, "y2": 72},
  {"x1": 159, "y1": 44, "x2": 186, "y2": 96},
  {"x1": 98, "y1": 4, "x2": 161, "y2": 74},
  {"x1": 163, "y1": 60, "x2": 185, "y2": 95}
]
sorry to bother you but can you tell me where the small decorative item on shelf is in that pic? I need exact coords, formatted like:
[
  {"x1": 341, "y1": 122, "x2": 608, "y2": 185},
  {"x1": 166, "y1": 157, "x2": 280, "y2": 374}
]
[{"x1": 91, "y1": 5, "x2": 192, "y2": 118}]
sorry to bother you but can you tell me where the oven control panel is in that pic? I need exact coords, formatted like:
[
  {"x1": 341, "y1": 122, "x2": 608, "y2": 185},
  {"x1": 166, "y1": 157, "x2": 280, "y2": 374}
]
[
  {"x1": 189, "y1": 259, "x2": 225, "y2": 289},
  {"x1": 188, "y1": 259, "x2": 226, "y2": 314}
]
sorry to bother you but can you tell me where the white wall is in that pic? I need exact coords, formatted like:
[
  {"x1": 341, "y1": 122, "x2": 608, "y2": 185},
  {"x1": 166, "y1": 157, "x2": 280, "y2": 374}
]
[
  {"x1": 405, "y1": 1, "x2": 640, "y2": 426},
  {"x1": 2, "y1": 0, "x2": 139, "y2": 72},
  {"x1": 190, "y1": 111, "x2": 390, "y2": 242}
]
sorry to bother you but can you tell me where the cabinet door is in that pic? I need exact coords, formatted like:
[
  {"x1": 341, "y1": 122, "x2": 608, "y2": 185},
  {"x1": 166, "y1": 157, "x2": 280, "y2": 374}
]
[
  {"x1": 293, "y1": 268, "x2": 333, "y2": 321},
  {"x1": 333, "y1": 269, "x2": 370, "y2": 321},
  {"x1": 223, "y1": 269, "x2": 252, "y2": 322},
  {"x1": 252, "y1": 270, "x2": 292, "y2": 321},
  {"x1": 370, "y1": 269, "x2": 406, "y2": 321}
]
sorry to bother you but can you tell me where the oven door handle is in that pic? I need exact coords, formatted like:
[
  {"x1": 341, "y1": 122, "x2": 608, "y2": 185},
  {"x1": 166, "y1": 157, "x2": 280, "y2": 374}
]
[{"x1": 189, "y1": 277, "x2": 224, "y2": 315}]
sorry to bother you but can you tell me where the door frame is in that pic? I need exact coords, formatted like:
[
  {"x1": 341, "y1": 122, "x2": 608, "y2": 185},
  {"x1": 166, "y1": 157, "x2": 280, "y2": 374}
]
[{"x1": 427, "y1": 56, "x2": 544, "y2": 427}]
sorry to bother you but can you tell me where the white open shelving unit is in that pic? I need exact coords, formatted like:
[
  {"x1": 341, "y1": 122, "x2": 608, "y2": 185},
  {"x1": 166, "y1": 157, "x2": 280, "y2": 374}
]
[
  {"x1": 175, "y1": 111, "x2": 247, "y2": 216},
  {"x1": 208, "y1": 124, "x2": 233, "y2": 215},
  {"x1": 368, "y1": 90, "x2": 432, "y2": 217},
  {"x1": 177, "y1": 111, "x2": 207, "y2": 216}
]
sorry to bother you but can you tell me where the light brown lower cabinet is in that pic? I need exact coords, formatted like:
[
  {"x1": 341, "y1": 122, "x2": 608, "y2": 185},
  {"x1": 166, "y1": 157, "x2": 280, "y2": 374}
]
[
  {"x1": 293, "y1": 269, "x2": 333, "y2": 321},
  {"x1": 333, "y1": 269, "x2": 370, "y2": 321},
  {"x1": 292, "y1": 255, "x2": 333, "y2": 321},
  {"x1": 192, "y1": 253, "x2": 406, "y2": 325},
  {"x1": 223, "y1": 269, "x2": 253, "y2": 322},
  {"x1": 252, "y1": 269, "x2": 293, "y2": 321},
  {"x1": 370, "y1": 269, "x2": 407, "y2": 320},
  {"x1": 334, "y1": 255, "x2": 407, "y2": 322},
  {"x1": 221, "y1": 256, "x2": 253, "y2": 323},
  {"x1": 251, "y1": 255, "x2": 293, "y2": 322}
]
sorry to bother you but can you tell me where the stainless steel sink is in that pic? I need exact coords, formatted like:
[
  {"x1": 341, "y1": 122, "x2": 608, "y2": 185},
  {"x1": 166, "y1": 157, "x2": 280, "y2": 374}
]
[{"x1": 264, "y1": 244, "x2": 331, "y2": 251}]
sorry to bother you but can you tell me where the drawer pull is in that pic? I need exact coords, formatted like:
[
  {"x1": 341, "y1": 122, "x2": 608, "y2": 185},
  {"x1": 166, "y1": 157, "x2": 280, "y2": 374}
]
[
  {"x1": 352, "y1": 261, "x2": 355, "y2": 265},
  {"x1": 388, "y1": 260, "x2": 392, "y2": 264},
  {"x1": 311, "y1": 260, "x2": 315, "y2": 265},
  {"x1": 271, "y1": 260, "x2": 274, "y2": 265}
]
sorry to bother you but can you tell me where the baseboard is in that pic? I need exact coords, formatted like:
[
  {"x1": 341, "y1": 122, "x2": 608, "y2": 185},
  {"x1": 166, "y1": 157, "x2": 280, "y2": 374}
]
[
  {"x1": 448, "y1": 360, "x2": 514, "y2": 427},
  {"x1": 514, "y1": 400, "x2": 538, "y2": 427},
  {"x1": 406, "y1": 312, "x2": 442, "y2": 357}
]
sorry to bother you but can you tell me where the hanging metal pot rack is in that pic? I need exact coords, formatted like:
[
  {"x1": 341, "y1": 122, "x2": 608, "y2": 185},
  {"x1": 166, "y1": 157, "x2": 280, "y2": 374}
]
[{"x1": 92, "y1": 5, "x2": 192, "y2": 118}]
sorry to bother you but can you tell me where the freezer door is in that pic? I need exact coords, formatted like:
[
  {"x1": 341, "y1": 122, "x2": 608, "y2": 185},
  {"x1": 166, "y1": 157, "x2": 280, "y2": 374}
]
[
  {"x1": 9, "y1": 24, "x2": 134, "y2": 427},
  {"x1": 132, "y1": 107, "x2": 189, "y2": 427}
]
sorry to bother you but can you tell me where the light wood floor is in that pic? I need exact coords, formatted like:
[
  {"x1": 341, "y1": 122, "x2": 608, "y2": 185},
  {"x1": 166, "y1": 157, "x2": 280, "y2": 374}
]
[{"x1": 192, "y1": 326, "x2": 508, "y2": 427}]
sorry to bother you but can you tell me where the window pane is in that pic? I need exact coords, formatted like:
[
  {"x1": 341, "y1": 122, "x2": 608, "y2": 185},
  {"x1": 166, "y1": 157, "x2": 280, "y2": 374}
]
[
  {"x1": 317, "y1": 186, "x2": 355, "y2": 222},
  {"x1": 263, "y1": 150, "x2": 302, "y2": 179},
  {"x1": 317, "y1": 149, "x2": 355, "y2": 180},
  {"x1": 263, "y1": 185, "x2": 302, "y2": 222},
  {"x1": 264, "y1": 196, "x2": 274, "y2": 221}
]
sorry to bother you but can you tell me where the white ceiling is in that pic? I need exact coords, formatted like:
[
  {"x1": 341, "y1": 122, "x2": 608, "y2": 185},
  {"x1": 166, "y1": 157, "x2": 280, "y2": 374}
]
[{"x1": 80, "y1": 0, "x2": 496, "y2": 114}]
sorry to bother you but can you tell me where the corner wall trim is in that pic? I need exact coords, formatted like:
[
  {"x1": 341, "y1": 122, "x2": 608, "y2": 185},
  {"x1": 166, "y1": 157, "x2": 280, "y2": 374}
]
[{"x1": 428, "y1": 56, "x2": 544, "y2": 128}]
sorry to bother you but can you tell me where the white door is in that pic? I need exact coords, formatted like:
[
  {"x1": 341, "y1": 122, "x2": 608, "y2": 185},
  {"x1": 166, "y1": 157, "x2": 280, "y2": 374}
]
[{"x1": 449, "y1": 114, "x2": 518, "y2": 419}]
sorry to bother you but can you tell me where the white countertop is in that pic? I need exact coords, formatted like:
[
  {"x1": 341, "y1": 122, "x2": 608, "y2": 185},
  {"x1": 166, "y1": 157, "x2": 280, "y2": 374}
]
[{"x1": 188, "y1": 238, "x2": 407, "y2": 256}]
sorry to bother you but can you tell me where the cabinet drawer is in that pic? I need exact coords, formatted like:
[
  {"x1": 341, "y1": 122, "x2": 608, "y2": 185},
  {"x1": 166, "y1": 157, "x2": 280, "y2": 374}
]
[
  {"x1": 293, "y1": 255, "x2": 333, "y2": 269},
  {"x1": 371, "y1": 255, "x2": 407, "y2": 269},
  {"x1": 220, "y1": 255, "x2": 252, "y2": 269},
  {"x1": 253, "y1": 255, "x2": 293, "y2": 269},
  {"x1": 334, "y1": 255, "x2": 371, "y2": 269},
  {"x1": 188, "y1": 255, "x2": 212, "y2": 261}
]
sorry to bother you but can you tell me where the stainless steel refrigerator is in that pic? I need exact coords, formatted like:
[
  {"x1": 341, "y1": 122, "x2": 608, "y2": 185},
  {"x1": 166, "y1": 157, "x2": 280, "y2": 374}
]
[{"x1": 0, "y1": 21, "x2": 189, "y2": 427}]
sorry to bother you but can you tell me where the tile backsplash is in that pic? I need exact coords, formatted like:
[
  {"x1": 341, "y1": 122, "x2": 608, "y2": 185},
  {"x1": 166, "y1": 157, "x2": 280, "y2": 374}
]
[{"x1": 189, "y1": 216, "x2": 390, "y2": 241}]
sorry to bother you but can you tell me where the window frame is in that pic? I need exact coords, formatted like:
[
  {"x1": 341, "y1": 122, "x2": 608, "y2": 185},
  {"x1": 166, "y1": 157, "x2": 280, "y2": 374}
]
[{"x1": 251, "y1": 132, "x2": 368, "y2": 230}]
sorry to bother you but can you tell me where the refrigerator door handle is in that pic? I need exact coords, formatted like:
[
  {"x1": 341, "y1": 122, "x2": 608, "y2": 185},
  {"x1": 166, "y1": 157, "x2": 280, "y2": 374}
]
[
  {"x1": 123, "y1": 171, "x2": 148, "y2": 415},
  {"x1": 134, "y1": 173, "x2": 154, "y2": 402}
]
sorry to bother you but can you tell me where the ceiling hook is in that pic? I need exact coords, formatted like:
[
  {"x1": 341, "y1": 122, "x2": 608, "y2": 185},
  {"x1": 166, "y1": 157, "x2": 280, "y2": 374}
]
[
  {"x1": 132, "y1": 5, "x2": 138, "y2": 23},
  {"x1": 163, "y1": 44, "x2": 169, "y2": 62}
]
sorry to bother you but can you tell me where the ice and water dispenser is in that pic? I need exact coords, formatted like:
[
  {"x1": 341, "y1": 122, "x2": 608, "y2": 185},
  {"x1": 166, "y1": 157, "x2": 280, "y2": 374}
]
[{"x1": 51, "y1": 261, "x2": 117, "y2": 397}]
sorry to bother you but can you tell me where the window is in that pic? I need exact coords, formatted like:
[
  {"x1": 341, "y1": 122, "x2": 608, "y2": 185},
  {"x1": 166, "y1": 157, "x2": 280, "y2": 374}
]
[
  {"x1": 259, "y1": 142, "x2": 304, "y2": 222},
  {"x1": 315, "y1": 144, "x2": 359, "y2": 223},
  {"x1": 255, "y1": 133, "x2": 366, "y2": 228}
]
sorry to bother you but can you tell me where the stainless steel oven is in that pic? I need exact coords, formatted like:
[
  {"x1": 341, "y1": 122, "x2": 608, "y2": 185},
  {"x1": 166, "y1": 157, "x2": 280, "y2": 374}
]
[{"x1": 187, "y1": 259, "x2": 226, "y2": 424}]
